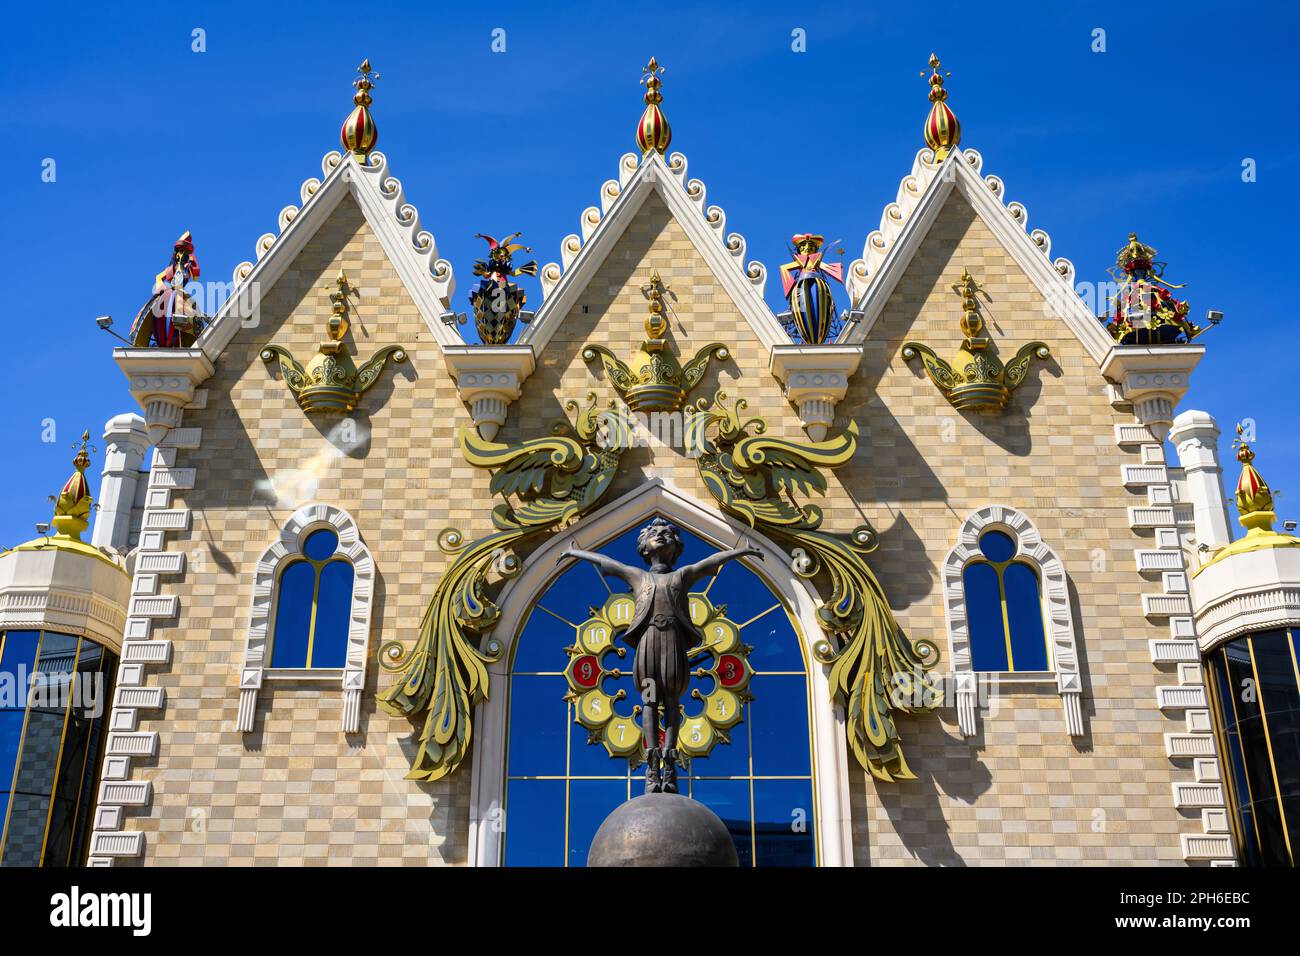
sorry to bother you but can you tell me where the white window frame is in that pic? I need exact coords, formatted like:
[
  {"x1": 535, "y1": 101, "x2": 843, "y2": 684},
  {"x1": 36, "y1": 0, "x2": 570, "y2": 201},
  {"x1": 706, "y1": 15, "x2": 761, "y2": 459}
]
[
  {"x1": 943, "y1": 505, "x2": 1083, "y2": 738},
  {"x1": 465, "y1": 478, "x2": 855, "y2": 867},
  {"x1": 236, "y1": 503, "x2": 375, "y2": 734}
]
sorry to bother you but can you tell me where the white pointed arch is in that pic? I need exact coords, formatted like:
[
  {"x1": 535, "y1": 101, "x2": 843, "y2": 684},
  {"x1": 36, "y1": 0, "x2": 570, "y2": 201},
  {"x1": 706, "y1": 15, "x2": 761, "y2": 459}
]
[
  {"x1": 236, "y1": 502, "x2": 375, "y2": 734},
  {"x1": 466, "y1": 478, "x2": 854, "y2": 866},
  {"x1": 942, "y1": 504, "x2": 1084, "y2": 739}
]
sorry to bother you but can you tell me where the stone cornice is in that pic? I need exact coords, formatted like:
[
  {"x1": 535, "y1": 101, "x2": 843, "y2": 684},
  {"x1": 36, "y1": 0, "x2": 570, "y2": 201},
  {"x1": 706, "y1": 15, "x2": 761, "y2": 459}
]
[
  {"x1": 768, "y1": 344, "x2": 864, "y2": 440},
  {"x1": 113, "y1": 348, "x2": 215, "y2": 444}
]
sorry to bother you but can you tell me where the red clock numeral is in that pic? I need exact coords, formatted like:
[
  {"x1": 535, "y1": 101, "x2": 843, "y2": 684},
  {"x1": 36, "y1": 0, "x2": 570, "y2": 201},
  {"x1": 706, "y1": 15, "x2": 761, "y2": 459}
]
[
  {"x1": 573, "y1": 655, "x2": 601, "y2": 688},
  {"x1": 717, "y1": 654, "x2": 745, "y2": 687}
]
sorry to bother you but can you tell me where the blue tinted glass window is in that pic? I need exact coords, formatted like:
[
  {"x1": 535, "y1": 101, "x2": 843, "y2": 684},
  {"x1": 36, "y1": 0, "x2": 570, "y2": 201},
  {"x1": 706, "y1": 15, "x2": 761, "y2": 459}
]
[
  {"x1": 1004, "y1": 563, "x2": 1049, "y2": 670},
  {"x1": 503, "y1": 520, "x2": 814, "y2": 865},
  {"x1": 310, "y1": 561, "x2": 354, "y2": 668},
  {"x1": 964, "y1": 562, "x2": 1007, "y2": 671},
  {"x1": 271, "y1": 561, "x2": 314, "y2": 668},
  {"x1": 302, "y1": 529, "x2": 338, "y2": 561},
  {"x1": 978, "y1": 530, "x2": 1016, "y2": 562}
]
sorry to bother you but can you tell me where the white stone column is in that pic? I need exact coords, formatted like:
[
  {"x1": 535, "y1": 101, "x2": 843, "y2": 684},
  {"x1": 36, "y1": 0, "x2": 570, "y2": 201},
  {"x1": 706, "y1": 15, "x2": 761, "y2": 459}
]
[
  {"x1": 1171, "y1": 410, "x2": 1232, "y2": 549},
  {"x1": 91, "y1": 413, "x2": 149, "y2": 553}
]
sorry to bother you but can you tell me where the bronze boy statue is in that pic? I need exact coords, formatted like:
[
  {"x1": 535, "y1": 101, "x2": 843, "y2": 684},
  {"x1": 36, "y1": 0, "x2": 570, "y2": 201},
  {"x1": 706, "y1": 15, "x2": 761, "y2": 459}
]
[{"x1": 564, "y1": 518, "x2": 764, "y2": 794}]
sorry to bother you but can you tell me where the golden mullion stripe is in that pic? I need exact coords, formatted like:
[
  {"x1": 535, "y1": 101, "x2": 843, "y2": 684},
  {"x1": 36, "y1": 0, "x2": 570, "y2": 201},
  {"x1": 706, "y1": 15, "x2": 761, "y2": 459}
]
[
  {"x1": 1219, "y1": 645, "x2": 1264, "y2": 857},
  {"x1": 0, "y1": 631, "x2": 43, "y2": 861},
  {"x1": 38, "y1": 636, "x2": 82, "y2": 866},
  {"x1": 1247, "y1": 636, "x2": 1294, "y2": 864}
]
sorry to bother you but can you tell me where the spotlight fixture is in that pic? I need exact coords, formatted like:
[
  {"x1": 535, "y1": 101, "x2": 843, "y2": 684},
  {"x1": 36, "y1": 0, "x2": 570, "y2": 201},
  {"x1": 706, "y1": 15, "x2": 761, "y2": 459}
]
[{"x1": 96, "y1": 314, "x2": 133, "y2": 345}]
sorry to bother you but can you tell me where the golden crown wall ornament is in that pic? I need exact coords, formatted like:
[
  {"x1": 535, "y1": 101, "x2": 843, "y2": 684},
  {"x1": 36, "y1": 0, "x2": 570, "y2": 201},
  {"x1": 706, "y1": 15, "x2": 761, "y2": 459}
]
[
  {"x1": 583, "y1": 270, "x2": 728, "y2": 413},
  {"x1": 260, "y1": 270, "x2": 407, "y2": 413},
  {"x1": 902, "y1": 268, "x2": 1049, "y2": 412}
]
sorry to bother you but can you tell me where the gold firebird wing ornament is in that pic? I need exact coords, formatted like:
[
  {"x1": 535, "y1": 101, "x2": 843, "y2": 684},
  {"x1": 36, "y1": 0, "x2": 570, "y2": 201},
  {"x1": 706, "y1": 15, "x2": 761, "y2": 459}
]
[
  {"x1": 377, "y1": 394, "x2": 623, "y2": 781},
  {"x1": 689, "y1": 390, "x2": 940, "y2": 781}
]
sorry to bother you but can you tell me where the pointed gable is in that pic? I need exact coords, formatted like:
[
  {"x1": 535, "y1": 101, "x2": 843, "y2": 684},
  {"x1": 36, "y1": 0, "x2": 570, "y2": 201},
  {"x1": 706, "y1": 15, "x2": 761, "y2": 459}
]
[{"x1": 843, "y1": 148, "x2": 1115, "y2": 367}]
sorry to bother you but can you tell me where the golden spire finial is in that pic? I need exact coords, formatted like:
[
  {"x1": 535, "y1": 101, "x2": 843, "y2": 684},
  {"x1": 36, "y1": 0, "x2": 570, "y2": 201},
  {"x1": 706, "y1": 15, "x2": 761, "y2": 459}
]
[
  {"x1": 327, "y1": 270, "x2": 352, "y2": 342},
  {"x1": 641, "y1": 269, "x2": 670, "y2": 339},
  {"x1": 637, "y1": 57, "x2": 672, "y2": 155},
  {"x1": 922, "y1": 52, "x2": 961, "y2": 162},
  {"x1": 1233, "y1": 423, "x2": 1276, "y2": 528},
  {"x1": 341, "y1": 59, "x2": 379, "y2": 161},
  {"x1": 951, "y1": 267, "x2": 986, "y2": 348},
  {"x1": 51, "y1": 430, "x2": 94, "y2": 540}
]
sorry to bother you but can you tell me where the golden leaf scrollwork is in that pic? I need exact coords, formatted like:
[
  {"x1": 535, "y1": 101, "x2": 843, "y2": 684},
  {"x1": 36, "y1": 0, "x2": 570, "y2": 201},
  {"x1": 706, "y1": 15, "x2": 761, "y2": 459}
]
[
  {"x1": 691, "y1": 390, "x2": 940, "y2": 781},
  {"x1": 377, "y1": 393, "x2": 623, "y2": 782}
]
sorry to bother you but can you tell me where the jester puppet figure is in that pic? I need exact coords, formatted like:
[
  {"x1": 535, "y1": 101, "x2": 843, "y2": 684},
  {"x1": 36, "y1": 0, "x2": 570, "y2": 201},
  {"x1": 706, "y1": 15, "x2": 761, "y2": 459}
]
[
  {"x1": 564, "y1": 519, "x2": 763, "y2": 794},
  {"x1": 130, "y1": 231, "x2": 205, "y2": 348},
  {"x1": 468, "y1": 231, "x2": 538, "y2": 345},
  {"x1": 779, "y1": 233, "x2": 844, "y2": 345}
]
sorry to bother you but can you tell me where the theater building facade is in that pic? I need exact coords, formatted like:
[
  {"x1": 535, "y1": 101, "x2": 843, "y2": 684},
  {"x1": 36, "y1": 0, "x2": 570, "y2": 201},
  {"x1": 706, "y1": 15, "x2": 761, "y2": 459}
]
[{"x1": 5, "y1": 56, "x2": 1296, "y2": 867}]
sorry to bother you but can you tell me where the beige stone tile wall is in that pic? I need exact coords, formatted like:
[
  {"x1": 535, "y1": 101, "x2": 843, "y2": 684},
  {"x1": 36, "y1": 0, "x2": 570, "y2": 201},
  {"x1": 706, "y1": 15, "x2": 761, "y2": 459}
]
[{"x1": 121, "y1": 181, "x2": 1194, "y2": 866}]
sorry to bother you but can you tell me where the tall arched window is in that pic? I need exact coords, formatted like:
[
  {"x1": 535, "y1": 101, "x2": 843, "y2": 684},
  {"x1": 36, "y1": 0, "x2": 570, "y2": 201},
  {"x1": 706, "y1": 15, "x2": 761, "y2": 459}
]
[
  {"x1": 502, "y1": 522, "x2": 815, "y2": 867},
  {"x1": 237, "y1": 504, "x2": 375, "y2": 734},
  {"x1": 943, "y1": 506, "x2": 1083, "y2": 738},
  {"x1": 962, "y1": 529, "x2": 1051, "y2": 672},
  {"x1": 269, "y1": 528, "x2": 355, "y2": 669}
]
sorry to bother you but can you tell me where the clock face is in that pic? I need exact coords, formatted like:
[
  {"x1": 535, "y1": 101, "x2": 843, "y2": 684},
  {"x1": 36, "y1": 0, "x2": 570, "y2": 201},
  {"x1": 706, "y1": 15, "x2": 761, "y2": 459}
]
[
  {"x1": 563, "y1": 589, "x2": 754, "y2": 761},
  {"x1": 504, "y1": 522, "x2": 817, "y2": 867}
]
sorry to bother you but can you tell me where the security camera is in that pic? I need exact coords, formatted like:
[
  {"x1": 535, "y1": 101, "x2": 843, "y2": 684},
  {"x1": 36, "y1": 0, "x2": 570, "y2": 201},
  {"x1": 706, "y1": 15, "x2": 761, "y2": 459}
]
[
  {"x1": 440, "y1": 310, "x2": 467, "y2": 327},
  {"x1": 1206, "y1": 309, "x2": 1224, "y2": 325},
  {"x1": 96, "y1": 315, "x2": 113, "y2": 329},
  {"x1": 1285, "y1": 520, "x2": 1298, "y2": 533},
  {"x1": 35, "y1": 522, "x2": 50, "y2": 535}
]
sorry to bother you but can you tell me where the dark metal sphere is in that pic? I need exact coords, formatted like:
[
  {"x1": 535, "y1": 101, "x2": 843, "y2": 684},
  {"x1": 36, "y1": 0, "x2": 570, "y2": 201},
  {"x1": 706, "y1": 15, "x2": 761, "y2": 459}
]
[{"x1": 587, "y1": 793, "x2": 740, "y2": 867}]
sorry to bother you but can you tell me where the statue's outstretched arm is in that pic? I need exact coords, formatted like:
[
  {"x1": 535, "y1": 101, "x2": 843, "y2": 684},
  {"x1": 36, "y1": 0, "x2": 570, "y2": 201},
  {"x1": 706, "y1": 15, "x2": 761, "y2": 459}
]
[
  {"x1": 680, "y1": 543, "x2": 765, "y2": 586},
  {"x1": 563, "y1": 544, "x2": 639, "y2": 586}
]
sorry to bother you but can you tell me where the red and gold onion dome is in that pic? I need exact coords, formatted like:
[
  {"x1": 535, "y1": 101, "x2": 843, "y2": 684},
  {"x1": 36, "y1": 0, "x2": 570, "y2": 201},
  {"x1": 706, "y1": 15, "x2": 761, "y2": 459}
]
[
  {"x1": 51, "y1": 432, "x2": 94, "y2": 540},
  {"x1": 341, "y1": 59, "x2": 379, "y2": 161},
  {"x1": 636, "y1": 57, "x2": 672, "y2": 155},
  {"x1": 1235, "y1": 427, "x2": 1275, "y2": 524},
  {"x1": 922, "y1": 53, "x2": 960, "y2": 162}
]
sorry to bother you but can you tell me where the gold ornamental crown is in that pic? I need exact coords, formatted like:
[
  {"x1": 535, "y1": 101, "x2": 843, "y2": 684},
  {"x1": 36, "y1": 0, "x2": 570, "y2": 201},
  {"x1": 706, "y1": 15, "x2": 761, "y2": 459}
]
[
  {"x1": 261, "y1": 270, "x2": 407, "y2": 413},
  {"x1": 583, "y1": 270, "x2": 727, "y2": 413},
  {"x1": 902, "y1": 267, "x2": 1049, "y2": 412}
]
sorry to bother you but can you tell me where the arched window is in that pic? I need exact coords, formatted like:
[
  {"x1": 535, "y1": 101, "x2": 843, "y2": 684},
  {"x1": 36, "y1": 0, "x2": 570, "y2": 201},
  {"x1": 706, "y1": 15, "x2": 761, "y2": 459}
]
[
  {"x1": 237, "y1": 505, "x2": 375, "y2": 733},
  {"x1": 943, "y1": 506, "x2": 1083, "y2": 738},
  {"x1": 502, "y1": 522, "x2": 816, "y2": 867},
  {"x1": 962, "y1": 529, "x2": 1051, "y2": 672},
  {"x1": 269, "y1": 528, "x2": 355, "y2": 669}
]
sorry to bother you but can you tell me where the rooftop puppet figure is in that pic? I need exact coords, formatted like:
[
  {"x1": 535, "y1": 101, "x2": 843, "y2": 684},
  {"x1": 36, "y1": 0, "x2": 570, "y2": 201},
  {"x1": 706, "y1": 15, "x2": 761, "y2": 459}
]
[{"x1": 563, "y1": 518, "x2": 764, "y2": 794}]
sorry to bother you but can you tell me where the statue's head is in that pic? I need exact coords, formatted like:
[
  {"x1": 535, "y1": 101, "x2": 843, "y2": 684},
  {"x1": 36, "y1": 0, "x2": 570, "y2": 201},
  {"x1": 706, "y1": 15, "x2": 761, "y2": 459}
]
[{"x1": 636, "y1": 517, "x2": 683, "y2": 568}]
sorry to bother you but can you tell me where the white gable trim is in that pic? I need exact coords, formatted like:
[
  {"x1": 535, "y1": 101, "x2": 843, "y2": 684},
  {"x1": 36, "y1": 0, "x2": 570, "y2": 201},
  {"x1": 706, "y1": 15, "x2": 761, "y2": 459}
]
[
  {"x1": 520, "y1": 151, "x2": 787, "y2": 352},
  {"x1": 197, "y1": 150, "x2": 464, "y2": 364},
  {"x1": 840, "y1": 148, "x2": 1116, "y2": 367}
]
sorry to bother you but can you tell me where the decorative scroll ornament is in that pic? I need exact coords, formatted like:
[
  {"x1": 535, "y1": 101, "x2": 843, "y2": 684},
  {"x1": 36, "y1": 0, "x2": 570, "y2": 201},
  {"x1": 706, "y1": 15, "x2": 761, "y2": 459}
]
[
  {"x1": 636, "y1": 57, "x2": 671, "y2": 155},
  {"x1": 129, "y1": 231, "x2": 207, "y2": 348},
  {"x1": 341, "y1": 59, "x2": 378, "y2": 160},
  {"x1": 922, "y1": 53, "x2": 960, "y2": 162},
  {"x1": 779, "y1": 234, "x2": 845, "y2": 344},
  {"x1": 688, "y1": 390, "x2": 940, "y2": 781},
  {"x1": 902, "y1": 267, "x2": 1049, "y2": 412},
  {"x1": 260, "y1": 270, "x2": 407, "y2": 413},
  {"x1": 583, "y1": 270, "x2": 728, "y2": 412},
  {"x1": 564, "y1": 585, "x2": 754, "y2": 763},
  {"x1": 469, "y1": 232, "x2": 538, "y2": 344},
  {"x1": 1101, "y1": 233, "x2": 1215, "y2": 344},
  {"x1": 377, "y1": 393, "x2": 625, "y2": 781}
]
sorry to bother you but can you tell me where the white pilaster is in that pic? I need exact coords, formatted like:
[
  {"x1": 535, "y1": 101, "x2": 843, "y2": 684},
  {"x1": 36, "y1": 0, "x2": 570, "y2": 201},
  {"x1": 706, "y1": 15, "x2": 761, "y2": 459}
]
[
  {"x1": 91, "y1": 413, "x2": 150, "y2": 553},
  {"x1": 1170, "y1": 410, "x2": 1232, "y2": 549}
]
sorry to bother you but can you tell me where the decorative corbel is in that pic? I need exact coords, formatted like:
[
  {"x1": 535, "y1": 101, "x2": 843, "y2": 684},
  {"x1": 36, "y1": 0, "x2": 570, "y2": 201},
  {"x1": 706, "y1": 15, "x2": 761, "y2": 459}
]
[
  {"x1": 1100, "y1": 345, "x2": 1203, "y2": 441},
  {"x1": 442, "y1": 345, "x2": 535, "y2": 440},
  {"x1": 113, "y1": 348, "x2": 215, "y2": 444},
  {"x1": 768, "y1": 344, "x2": 864, "y2": 441}
]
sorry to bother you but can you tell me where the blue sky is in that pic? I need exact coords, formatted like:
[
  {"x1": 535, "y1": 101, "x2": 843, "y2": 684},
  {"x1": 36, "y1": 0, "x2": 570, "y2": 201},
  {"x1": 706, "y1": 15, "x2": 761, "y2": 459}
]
[{"x1": 2, "y1": 0, "x2": 1296, "y2": 547}]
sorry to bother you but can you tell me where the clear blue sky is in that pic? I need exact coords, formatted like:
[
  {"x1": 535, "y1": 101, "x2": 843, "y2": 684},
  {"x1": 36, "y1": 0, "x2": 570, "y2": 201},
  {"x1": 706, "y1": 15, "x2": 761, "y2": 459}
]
[{"x1": 2, "y1": 0, "x2": 1296, "y2": 548}]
